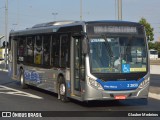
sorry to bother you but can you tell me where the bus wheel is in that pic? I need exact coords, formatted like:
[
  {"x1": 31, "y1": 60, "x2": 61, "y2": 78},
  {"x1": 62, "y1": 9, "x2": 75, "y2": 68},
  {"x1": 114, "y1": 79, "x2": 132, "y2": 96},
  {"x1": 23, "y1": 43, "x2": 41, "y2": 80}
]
[
  {"x1": 20, "y1": 69, "x2": 28, "y2": 89},
  {"x1": 59, "y1": 76, "x2": 69, "y2": 102}
]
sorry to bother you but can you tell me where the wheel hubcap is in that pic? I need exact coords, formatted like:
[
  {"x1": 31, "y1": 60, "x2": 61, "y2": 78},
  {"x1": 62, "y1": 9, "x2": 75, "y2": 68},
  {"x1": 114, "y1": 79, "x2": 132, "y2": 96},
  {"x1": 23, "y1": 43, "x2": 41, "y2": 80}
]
[
  {"x1": 20, "y1": 74, "x2": 23, "y2": 85},
  {"x1": 60, "y1": 84, "x2": 65, "y2": 95}
]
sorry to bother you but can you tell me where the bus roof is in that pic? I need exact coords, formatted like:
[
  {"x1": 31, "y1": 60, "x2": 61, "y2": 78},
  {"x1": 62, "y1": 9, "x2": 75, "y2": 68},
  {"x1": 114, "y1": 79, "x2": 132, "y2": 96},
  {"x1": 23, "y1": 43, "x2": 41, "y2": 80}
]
[
  {"x1": 86, "y1": 20, "x2": 142, "y2": 26},
  {"x1": 10, "y1": 20, "x2": 143, "y2": 36},
  {"x1": 149, "y1": 49, "x2": 158, "y2": 51}
]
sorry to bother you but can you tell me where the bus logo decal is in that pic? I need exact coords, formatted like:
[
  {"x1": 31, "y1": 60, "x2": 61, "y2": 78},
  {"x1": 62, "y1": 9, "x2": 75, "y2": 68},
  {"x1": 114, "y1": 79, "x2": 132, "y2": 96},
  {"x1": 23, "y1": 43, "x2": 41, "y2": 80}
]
[{"x1": 24, "y1": 70, "x2": 41, "y2": 83}]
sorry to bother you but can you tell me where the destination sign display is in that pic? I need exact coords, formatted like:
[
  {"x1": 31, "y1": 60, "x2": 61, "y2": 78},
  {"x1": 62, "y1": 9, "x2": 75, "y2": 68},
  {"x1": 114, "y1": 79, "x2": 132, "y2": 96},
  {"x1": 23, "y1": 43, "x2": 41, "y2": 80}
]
[
  {"x1": 86, "y1": 23, "x2": 144, "y2": 35},
  {"x1": 94, "y1": 26, "x2": 137, "y2": 33}
]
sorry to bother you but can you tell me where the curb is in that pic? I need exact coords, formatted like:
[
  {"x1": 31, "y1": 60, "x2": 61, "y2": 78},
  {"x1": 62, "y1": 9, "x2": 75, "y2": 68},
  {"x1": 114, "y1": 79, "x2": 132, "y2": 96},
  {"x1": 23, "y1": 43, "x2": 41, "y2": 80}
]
[{"x1": 149, "y1": 92, "x2": 160, "y2": 100}]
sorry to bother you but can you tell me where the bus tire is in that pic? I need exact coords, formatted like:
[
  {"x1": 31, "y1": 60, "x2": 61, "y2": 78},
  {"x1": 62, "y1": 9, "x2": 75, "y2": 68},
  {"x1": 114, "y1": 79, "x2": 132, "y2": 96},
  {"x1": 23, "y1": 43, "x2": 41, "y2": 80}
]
[
  {"x1": 58, "y1": 76, "x2": 69, "y2": 102},
  {"x1": 20, "y1": 69, "x2": 28, "y2": 89}
]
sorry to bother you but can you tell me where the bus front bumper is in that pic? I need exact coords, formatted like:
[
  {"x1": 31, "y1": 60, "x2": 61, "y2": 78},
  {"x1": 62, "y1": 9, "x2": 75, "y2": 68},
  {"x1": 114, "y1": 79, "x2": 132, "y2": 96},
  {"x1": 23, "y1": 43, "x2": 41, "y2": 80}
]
[{"x1": 83, "y1": 83, "x2": 149, "y2": 101}]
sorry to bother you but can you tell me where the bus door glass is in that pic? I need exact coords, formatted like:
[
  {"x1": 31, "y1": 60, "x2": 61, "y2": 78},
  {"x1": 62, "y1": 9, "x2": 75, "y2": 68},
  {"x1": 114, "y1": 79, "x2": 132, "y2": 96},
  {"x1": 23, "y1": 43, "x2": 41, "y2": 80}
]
[
  {"x1": 73, "y1": 37, "x2": 85, "y2": 95},
  {"x1": 13, "y1": 38, "x2": 18, "y2": 76}
]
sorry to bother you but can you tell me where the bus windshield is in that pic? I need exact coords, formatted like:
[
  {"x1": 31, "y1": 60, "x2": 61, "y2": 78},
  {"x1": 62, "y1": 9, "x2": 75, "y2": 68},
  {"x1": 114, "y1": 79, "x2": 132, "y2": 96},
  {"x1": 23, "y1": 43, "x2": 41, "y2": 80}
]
[
  {"x1": 89, "y1": 36, "x2": 147, "y2": 73},
  {"x1": 150, "y1": 50, "x2": 158, "y2": 55}
]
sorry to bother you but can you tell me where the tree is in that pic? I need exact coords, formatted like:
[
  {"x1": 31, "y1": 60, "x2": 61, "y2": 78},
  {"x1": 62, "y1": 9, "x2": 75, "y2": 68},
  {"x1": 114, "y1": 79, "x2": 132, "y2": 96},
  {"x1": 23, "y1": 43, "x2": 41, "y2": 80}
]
[
  {"x1": 148, "y1": 42, "x2": 155, "y2": 49},
  {"x1": 154, "y1": 42, "x2": 160, "y2": 56},
  {"x1": 139, "y1": 18, "x2": 154, "y2": 41}
]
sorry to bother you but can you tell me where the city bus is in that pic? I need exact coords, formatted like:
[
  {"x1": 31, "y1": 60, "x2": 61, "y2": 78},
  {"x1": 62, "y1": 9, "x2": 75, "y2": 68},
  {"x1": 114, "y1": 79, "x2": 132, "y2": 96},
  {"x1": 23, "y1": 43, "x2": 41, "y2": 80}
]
[
  {"x1": 149, "y1": 49, "x2": 158, "y2": 59},
  {"x1": 0, "y1": 48, "x2": 5, "y2": 61},
  {"x1": 0, "y1": 48, "x2": 8, "y2": 64},
  {"x1": 8, "y1": 20, "x2": 150, "y2": 103}
]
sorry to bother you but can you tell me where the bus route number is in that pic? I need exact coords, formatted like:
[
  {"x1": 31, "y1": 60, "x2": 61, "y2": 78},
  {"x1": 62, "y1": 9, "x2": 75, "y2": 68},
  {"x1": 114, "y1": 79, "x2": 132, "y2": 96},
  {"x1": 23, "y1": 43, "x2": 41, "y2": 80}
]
[{"x1": 127, "y1": 83, "x2": 138, "y2": 88}]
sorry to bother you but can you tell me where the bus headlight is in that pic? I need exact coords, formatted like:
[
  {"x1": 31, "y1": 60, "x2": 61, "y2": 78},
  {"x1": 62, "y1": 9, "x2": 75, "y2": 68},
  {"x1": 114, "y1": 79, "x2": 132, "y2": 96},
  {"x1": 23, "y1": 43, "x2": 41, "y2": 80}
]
[
  {"x1": 89, "y1": 77, "x2": 103, "y2": 90},
  {"x1": 138, "y1": 77, "x2": 150, "y2": 89}
]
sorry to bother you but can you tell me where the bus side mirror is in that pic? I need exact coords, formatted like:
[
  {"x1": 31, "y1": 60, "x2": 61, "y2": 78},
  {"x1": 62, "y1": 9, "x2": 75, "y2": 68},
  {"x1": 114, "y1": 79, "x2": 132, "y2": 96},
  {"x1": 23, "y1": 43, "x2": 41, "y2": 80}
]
[{"x1": 82, "y1": 38, "x2": 88, "y2": 54}]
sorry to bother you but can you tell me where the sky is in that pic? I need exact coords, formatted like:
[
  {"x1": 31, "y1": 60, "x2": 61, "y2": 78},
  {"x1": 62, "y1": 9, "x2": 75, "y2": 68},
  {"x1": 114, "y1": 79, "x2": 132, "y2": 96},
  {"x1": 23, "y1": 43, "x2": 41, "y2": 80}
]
[{"x1": 0, "y1": 0, "x2": 160, "y2": 44}]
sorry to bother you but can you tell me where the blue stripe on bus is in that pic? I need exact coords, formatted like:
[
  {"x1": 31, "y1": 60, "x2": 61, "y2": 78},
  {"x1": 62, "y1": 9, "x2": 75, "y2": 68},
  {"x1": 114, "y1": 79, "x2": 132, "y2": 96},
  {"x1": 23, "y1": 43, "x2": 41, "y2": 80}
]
[
  {"x1": 96, "y1": 78, "x2": 145, "y2": 91},
  {"x1": 67, "y1": 82, "x2": 70, "y2": 88}
]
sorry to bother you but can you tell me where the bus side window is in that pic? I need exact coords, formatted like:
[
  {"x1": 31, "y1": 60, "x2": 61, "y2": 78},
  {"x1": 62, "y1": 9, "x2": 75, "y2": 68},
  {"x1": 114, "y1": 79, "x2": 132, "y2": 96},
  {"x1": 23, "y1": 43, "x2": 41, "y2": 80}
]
[
  {"x1": 18, "y1": 37, "x2": 25, "y2": 62},
  {"x1": 26, "y1": 36, "x2": 34, "y2": 64},
  {"x1": 43, "y1": 35, "x2": 51, "y2": 66},
  {"x1": 34, "y1": 36, "x2": 43, "y2": 65},
  {"x1": 60, "y1": 35, "x2": 70, "y2": 68},
  {"x1": 52, "y1": 35, "x2": 60, "y2": 67}
]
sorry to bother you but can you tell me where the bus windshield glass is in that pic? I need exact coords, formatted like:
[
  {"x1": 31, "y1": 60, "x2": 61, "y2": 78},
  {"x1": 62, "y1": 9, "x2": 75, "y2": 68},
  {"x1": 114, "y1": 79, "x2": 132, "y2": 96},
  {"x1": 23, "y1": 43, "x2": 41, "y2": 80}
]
[
  {"x1": 89, "y1": 36, "x2": 147, "y2": 73},
  {"x1": 150, "y1": 50, "x2": 158, "y2": 55}
]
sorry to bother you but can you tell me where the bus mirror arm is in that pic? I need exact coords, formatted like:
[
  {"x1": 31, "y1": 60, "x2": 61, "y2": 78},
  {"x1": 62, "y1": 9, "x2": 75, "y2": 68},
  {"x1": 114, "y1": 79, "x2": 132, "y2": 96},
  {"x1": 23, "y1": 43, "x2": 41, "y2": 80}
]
[{"x1": 82, "y1": 37, "x2": 89, "y2": 54}]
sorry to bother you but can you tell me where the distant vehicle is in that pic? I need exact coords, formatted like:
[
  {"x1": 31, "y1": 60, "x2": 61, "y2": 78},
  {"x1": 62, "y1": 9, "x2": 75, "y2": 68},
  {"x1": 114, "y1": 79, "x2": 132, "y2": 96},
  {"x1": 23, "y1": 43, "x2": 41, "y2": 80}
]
[
  {"x1": 0, "y1": 48, "x2": 5, "y2": 64},
  {"x1": 149, "y1": 49, "x2": 158, "y2": 59},
  {"x1": 9, "y1": 20, "x2": 150, "y2": 103},
  {"x1": 0, "y1": 48, "x2": 8, "y2": 64},
  {"x1": 0, "y1": 48, "x2": 5, "y2": 60}
]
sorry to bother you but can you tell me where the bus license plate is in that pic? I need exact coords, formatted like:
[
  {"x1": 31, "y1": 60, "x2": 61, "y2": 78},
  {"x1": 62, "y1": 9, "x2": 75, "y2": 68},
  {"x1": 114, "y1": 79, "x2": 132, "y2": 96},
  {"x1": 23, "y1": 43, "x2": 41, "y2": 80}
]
[{"x1": 114, "y1": 95, "x2": 126, "y2": 100}]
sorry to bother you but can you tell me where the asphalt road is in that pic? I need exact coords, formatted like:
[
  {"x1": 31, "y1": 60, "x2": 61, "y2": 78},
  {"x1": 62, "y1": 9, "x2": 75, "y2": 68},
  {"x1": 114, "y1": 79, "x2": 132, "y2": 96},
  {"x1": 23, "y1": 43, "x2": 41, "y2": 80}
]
[
  {"x1": 0, "y1": 71, "x2": 159, "y2": 120},
  {"x1": 150, "y1": 74, "x2": 160, "y2": 87}
]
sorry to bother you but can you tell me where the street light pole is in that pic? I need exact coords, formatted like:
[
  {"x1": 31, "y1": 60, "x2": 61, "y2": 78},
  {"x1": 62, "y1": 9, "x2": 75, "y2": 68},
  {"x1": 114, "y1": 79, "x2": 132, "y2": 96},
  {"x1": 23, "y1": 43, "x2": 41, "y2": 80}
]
[
  {"x1": 118, "y1": 0, "x2": 122, "y2": 20},
  {"x1": 115, "y1": 0, "x2": 117, "y2": 20},
  {"x1": 5, "y1": 0, "x2": 8, "y2": 69},
  {"x1": 80, "y1": 0, "x2": 82, "y2": 21}
]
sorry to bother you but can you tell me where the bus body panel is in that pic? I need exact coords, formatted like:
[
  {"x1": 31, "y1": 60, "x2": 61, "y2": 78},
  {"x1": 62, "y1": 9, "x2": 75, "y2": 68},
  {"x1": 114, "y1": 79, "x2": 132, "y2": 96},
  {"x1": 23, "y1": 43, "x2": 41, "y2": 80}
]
[{"x1": 16, "y1": 64, "x2": 69, "y2": 93}]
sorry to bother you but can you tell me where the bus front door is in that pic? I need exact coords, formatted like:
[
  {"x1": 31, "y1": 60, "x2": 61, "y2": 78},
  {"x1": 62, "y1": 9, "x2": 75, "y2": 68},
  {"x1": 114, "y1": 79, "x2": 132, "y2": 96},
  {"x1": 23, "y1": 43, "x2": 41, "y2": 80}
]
[
  {"x1": 71, "y1": 37, "x2": 83, "y2": 97},
  {"x1": 12, "y1": 39, "x2": 18, "y2": 77}
]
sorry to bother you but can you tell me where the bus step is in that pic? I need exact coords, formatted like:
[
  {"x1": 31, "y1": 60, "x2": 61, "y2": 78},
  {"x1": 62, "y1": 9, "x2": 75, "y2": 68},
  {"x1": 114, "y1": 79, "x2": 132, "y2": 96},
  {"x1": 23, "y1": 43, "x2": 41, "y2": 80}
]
[{"x1": 71, "y1": 94, "x2": 82, "y2": 101}]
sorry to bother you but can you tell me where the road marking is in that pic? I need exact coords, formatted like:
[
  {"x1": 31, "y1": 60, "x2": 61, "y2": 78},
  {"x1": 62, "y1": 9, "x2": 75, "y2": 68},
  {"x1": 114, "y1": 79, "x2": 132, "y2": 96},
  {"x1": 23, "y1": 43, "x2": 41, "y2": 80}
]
[
  {"x1": 149, "y1": 92, "x2": 160, "y2": 100},
  {"x1": 0, "y1": 85, "x2": 43, "y2": 99},
  {"x1": 0, "y1": 69, "x2": 8, "y2": 72},
  {"x1": 0, "y1": 84, "x2": 159, "y2": 100}
]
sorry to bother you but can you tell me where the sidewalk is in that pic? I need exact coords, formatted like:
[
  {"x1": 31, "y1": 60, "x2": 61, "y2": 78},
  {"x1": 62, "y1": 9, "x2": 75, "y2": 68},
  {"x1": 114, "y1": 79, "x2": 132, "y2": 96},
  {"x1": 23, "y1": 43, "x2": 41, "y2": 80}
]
[
  {"x1": 149, "y1": 86, "x2": 160, "y2": 94},
  {"x1": 150, "y1": 65, "x2": 160, "y2": 74},
  {"x1": 149, "y1": 86, "x2": 160, "y2": 100},
  {"x1": 0, "y1": 68, "x2": 8, "y2": 72}
]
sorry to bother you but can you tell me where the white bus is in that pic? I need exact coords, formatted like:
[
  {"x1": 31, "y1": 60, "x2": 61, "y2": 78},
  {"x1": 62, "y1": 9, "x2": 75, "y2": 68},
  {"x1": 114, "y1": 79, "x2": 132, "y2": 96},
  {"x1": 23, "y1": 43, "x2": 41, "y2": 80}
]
[
  {"x1": 8, "y1": 20, "x2": 150, "y2": 103},
  {"x1": 149, "y1": 49, "x2": 158, "y2": 59}
]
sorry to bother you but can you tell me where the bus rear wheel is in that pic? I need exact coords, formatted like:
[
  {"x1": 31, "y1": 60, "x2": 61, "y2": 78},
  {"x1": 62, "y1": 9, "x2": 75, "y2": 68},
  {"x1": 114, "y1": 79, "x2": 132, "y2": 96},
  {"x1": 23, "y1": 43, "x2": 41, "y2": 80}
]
[
  {"x1": 58, "y1": 76, "x2": 69, "y2": 102},
  {"x1": 20, "y1": 69, "x2": 28, "y2": 89}
]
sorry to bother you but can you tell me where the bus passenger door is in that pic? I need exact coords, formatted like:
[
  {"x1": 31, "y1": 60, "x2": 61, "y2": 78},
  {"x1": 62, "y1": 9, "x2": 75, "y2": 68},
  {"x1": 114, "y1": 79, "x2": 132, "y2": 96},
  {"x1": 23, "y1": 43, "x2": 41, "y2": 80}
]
[
  {"x1": 12, "y1": 39, "x2": 18, "y2": 77},
  {"x1": 71, "y1": 37, "x2": 85, "y2": 97}
]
